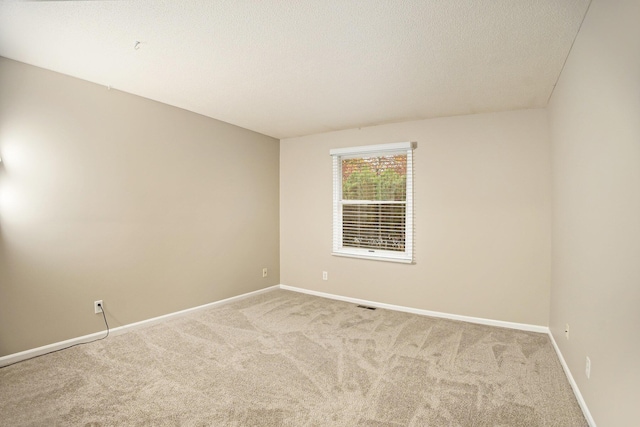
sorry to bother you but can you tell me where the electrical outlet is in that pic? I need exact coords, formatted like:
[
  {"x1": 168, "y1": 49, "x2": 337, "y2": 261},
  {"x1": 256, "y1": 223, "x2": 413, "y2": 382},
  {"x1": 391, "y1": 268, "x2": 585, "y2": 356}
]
[
  {"x1": 94, "y1": 300, "x2": 103, "y2": 314},
  {"x1": 322, "y1": 271, "x2": 328, "y2": 280},
  {"x1": 585, "y1": 357, "x2": 591, "y2": 379},
  {"x1": 262, "y1": 268, "x2": 268, "y2": 278},
  {"x1": 565, "y1": 323, "x2": 570, "y2": 340}
]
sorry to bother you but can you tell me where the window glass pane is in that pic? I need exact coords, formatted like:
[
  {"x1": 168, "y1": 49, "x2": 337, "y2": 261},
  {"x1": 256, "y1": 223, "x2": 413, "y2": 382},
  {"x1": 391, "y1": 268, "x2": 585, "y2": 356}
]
[
  {"x1": 342, "y1": 203, "x2": 406, "y2": 252},
  {"x1": 342, "y1": 154, "x2": 407, "y2": 201}
]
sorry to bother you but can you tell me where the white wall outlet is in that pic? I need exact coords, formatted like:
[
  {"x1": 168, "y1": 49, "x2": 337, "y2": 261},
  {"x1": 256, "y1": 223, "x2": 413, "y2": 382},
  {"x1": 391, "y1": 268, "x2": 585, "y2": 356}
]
[
  {"x1": 94, "y1": 300, "x2": 103, "y2": 314},
  {"x1": 585, "y1": 356, "x2": 591, "y2": 379},
  {"x1": 565, "y1": 323, "x2": 570, "y2": 339},
  {"x1": 262, "y1": 268, "x2": 268, "y2": 278},
  {"x1": 322, "y1": 271, "x2": 328, "y2": 280}
]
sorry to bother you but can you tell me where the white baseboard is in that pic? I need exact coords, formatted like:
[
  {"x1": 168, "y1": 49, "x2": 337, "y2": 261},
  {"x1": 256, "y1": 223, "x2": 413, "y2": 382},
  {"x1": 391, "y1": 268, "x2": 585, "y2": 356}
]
[
  {"x1": 279, "y1": 284, "x2": 549, "y2": 333},
  {"x1": 0, "y1": 285, "x2": 280, "y2": 368},
  {"x1": 548, "y1": 331, "x2": 597, "y2": 427}
]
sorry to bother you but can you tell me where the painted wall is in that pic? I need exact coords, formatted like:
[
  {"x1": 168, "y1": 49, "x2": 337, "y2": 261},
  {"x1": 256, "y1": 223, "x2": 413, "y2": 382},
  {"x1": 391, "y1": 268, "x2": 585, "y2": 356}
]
[
  {"x1": 548, "y1": 0, "x2": 640, "y2": 425},
  {"x1": 0, "y1": 58, "x2": 280, "y2": 356},
  {"x1": 281, "y1": 109, "x2": 551, "y2": 326}
]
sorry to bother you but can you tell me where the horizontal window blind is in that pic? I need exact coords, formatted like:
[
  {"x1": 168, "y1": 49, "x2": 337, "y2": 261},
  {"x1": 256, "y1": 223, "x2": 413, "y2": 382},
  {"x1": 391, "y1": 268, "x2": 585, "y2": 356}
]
[{"x1": 342, "y1": 203, "x2": 407, "y2": 251}]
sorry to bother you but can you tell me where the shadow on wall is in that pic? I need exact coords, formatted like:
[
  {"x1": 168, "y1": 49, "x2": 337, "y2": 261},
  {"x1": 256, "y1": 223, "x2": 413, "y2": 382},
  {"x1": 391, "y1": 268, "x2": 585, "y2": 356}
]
[
  {"x1": 0, "y1": 151, "x2": 25, "y2": 356},
  {"x1": 0, "y1": 155, "x2": 8, "y2": 354},
  {"x1": 0, "y1": 155, "x2": 5, "y2": 244}
]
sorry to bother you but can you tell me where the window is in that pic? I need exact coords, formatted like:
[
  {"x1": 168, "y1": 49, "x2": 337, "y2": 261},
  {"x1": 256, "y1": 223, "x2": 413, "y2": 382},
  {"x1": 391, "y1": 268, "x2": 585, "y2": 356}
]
[{"x1": 330, "y1": 142, "x2": 415, "y2": 263}]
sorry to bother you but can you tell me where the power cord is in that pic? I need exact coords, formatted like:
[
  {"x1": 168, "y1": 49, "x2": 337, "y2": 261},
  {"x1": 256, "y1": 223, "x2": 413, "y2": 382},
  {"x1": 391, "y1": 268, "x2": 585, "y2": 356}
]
[
  {"x1": 96, "y1": 302, "x2": 110, "y2": 341},
  {"x1": 0, "y1": 302, "x2": 110, "y2": 369}
]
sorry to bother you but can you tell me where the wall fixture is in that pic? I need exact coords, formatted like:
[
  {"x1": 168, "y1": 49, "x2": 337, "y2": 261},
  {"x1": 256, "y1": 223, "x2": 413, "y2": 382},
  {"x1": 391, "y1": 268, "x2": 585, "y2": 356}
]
[{"x1": 134, "y1": 41, "x2": 141, "y2": 50}]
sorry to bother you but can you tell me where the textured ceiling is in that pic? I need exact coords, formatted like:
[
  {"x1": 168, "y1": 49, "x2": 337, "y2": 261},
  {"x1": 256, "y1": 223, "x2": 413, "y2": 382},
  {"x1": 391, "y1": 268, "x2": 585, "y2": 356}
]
[{"x1": 0, "y1": 0, "x2": 590, "y2": 139}]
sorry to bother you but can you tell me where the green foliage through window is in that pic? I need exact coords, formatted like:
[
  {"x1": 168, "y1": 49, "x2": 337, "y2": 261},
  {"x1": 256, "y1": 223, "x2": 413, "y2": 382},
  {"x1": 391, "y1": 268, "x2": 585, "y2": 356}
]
[{"x1": 342, "y1": 155, "x2": 406, "y2": 200}]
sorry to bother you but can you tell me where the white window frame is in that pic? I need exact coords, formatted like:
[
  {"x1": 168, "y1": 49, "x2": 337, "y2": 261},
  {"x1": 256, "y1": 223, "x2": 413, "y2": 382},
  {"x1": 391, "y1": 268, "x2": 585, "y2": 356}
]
[{"x1": 330, "y1": 141, "x2": 416, "y2": 263}]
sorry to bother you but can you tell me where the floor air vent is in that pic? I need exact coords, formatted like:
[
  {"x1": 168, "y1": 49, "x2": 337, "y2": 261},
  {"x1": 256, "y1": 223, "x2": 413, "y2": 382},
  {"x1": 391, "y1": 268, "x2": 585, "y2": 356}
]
[{"x1": 356, "y1": 305, "x2": 377, "y2": 310}]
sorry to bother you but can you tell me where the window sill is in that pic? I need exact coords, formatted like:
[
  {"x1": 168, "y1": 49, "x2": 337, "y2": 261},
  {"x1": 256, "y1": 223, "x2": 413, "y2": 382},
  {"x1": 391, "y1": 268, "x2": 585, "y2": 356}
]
[{"x1": 332, "y1": 251, "x2": 414, "y2": 264}]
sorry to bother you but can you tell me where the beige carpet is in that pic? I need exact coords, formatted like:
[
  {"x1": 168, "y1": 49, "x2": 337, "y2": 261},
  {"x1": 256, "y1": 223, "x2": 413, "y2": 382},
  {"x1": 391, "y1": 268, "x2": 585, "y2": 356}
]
[{"x1": 0, "y1": 289, "x2": 587, "y2": 426}]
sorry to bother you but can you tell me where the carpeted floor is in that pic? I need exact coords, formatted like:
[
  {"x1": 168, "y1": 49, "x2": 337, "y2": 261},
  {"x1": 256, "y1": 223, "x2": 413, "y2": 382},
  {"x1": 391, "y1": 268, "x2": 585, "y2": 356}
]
[{"x1": 0, "y1": 289, "x2": 587, "y2": 426}]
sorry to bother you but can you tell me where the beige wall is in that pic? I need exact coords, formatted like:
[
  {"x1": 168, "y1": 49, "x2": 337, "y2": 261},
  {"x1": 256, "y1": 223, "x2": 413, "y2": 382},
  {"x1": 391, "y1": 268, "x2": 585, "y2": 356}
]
[
  {"x1": 0, "y1": 58, "x2": 280, "y2": 356},
  {"x1": 548, "y1": 0, "x2": 640, "y2": 425},
  {"x1": 281, "y1": 109, "x2": 551, "y2": 326}
]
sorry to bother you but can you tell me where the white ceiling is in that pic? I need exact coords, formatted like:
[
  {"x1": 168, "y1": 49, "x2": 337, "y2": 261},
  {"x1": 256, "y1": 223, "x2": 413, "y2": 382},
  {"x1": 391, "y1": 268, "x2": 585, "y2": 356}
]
[{"x1": 0, "y1": 0, "x2": 590, "y2": 139}]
